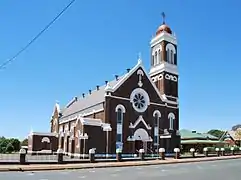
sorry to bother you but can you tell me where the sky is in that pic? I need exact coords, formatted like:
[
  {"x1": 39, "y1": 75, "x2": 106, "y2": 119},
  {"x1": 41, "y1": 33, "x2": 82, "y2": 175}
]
[{"x1": 0, "y1": 0, "x2": 241, "y2": 140}]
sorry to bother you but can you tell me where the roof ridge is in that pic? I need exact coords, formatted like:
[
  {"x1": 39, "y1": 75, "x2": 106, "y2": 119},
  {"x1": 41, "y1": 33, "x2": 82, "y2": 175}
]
[{"x1": 70, "y1": 70, "x2": 129, "y2": 103}]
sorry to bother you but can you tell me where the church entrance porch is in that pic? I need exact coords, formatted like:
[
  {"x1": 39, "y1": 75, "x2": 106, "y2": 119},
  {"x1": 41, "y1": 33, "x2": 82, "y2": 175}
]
[{"x1": 131, "y1": 128, "x2": 153, "y2": 154}]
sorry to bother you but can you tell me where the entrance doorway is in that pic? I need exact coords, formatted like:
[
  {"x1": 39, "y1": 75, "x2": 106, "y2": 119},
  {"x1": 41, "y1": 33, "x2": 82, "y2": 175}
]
[
  {"x1": 42, "y1": 142, "x2": 48, "y2": 150},
  {"x1": 71, "y1": 139, "x2": 75, "y2": 154},
  {"x1": 135, "y1": 140, "x2": 143, "y2": 153},
  {"x1": 133, "y1": 128, "x2": 151, "y2": 153}
]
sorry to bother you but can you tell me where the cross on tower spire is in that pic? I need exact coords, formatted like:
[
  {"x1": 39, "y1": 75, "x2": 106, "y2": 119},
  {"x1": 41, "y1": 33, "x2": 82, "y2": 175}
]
[{"x1": 162, "y1": 12, "x2": 166, "y2": 24}]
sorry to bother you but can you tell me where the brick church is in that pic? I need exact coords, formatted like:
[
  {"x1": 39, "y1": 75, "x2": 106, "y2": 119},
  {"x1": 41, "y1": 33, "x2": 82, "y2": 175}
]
[{"x1": 28, "y1": 15, "x2": 181, "y2": 156}]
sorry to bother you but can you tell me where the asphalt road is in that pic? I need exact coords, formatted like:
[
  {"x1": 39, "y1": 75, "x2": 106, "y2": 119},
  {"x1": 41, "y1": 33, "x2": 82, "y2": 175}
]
[{"x1": 0, "y1": 159, "x2": 241, "y2": 179}]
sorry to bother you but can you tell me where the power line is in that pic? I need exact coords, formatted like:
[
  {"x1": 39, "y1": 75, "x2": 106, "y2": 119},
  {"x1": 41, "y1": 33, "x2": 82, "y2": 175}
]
[{"x1": 0, "y1": 0, "x2": 76, "y2": 70}]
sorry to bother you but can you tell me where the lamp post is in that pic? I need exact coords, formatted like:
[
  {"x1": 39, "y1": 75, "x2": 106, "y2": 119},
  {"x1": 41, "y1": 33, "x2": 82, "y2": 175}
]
[
  {"x1": 79, "y1": 133, "x2": 88, "y2": 159},
  {"x1": 103, "y1": 124, "x2": 112, "y2": 158}
]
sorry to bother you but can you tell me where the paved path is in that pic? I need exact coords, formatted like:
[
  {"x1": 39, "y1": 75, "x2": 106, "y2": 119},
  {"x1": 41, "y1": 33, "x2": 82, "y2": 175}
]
[{"x1": 0, "y1": 158, "x2": 240, "y2": 180}]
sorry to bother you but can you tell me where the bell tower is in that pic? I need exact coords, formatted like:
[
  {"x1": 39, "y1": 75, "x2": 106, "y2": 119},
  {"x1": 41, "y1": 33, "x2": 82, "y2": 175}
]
[{"x1": 149, "y1": 13, "x2": 178, "y2": 98}]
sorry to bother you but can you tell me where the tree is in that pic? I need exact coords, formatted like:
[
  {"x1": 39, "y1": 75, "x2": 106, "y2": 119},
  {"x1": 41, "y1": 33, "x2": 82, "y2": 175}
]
[
  {"x1": 5, "y1": 143, "x2": 14, "y2": 153},
  {"x1": 207, "y1": 129, "x2": 224, "y2": 138},
  {"x1": 232, "y1": 124, "x2": 241, "y2": 131},
  {"x1": 21, "y1": 138, "x2": 28, "y2": 146},
  {"x1": 9, "y1": 138, "x2": 20, "y2": 152},
  {"x1": 235, "y1": 128, "x2": 241, "y2": 146},
  {"x1": 0, "y1": 137, "x2": 22, "y2": 153},
  {"x1": 0, "y1": 138, "x2": 9, "y2": 153}
]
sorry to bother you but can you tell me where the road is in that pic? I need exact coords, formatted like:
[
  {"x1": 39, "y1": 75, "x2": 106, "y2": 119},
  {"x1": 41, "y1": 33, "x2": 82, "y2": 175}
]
[{"x1": 0, "y1": 159, "x2": 240, "y2": 179}]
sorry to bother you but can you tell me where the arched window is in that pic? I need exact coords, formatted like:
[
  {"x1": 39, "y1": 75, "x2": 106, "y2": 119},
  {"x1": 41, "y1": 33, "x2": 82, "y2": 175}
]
[
  {"x1": 166, "y1": 49, "x2": 170, "y2": 63},
  {"x1": 115, "y1": 105, "x2": 126, "y2": 146},
  {"x1": 154, "y1": 114, "x2": 159, "y2": 144},
  {"x1": 154, "y1": 51, "x2": 157, "y2": 66},
  {"x1": 170, "y1": 50, "x2": 174, "y2": 64},
  {"x1": 168, "y1": 113, "x2": 175, "y2": 130},
  {"x1": 153, "y1": 110, "x2": 161, "y2": 148},
  {"x1": 117, "y1": 109, "x2": 122, "y2": 124},
  {"x1": 170, "y1": 117, "x2": 173, "y2": 130},
  {"x1": 158, "y1": 49, "x2": 161, "y2": 63},
  {"x1": 166, "y1": 43, "x2": 176, "y2": 65}
]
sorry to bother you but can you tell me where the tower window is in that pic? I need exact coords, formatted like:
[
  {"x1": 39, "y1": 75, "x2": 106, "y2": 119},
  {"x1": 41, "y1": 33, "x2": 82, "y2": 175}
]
[
  {"x1": 152, "y1": 45, "x2": 162, "y2": 67},
  {"x1": 166, "y1": 43, "x2": 176, "y2": 65},
  {"x1": 155, "y1": 51, "x2": 157, "y2": 66},
  {"x1": 168, "y1": 112, "x2": 175, "y2": 130},
  {"x1": 158, "y1": 49, "x2": 161, "y2": 63},
  {"x1": 170, "y1": 50, "x2": 174, "y2": 64},
  {"x1": 170, "y1": 117, "x2": 174, "y2": 129}
]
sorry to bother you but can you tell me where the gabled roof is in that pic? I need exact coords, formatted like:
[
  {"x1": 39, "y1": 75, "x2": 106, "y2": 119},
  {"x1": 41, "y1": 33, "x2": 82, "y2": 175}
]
[
  {"x1": 108, "y1": 59, "x2": 177, "y2": 105},
  {"x1": 201, "y1": 133, "x2": 219, "y2": 140},
  {"x1": 180, "y1": 129, "x2": 206, "y2": 140},
  {"x1": 221, "y1": 129, "x2": 241, "y2": 141}
]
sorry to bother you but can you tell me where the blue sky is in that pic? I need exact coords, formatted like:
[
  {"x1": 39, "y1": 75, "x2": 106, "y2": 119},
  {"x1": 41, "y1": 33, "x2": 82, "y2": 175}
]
[{"x1": 0, "y1": 0, "x2": 241, "y2": 140}]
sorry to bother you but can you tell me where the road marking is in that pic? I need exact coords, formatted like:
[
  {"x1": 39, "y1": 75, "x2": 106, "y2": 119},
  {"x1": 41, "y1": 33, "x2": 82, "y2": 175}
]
[
  {"x1": 26, "y1": 173, "x2": 35, "y2": 176},
  {"x1": 171, "y1": 165, "x2": 178, "y2": 168},
  {"x1": 79, "y1": 176, "x2": 86, "y2": 178}
]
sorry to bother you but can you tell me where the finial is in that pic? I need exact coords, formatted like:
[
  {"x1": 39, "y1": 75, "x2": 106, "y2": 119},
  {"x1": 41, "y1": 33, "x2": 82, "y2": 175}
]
[
  {"x1": 161, "y1": 12, "x2": 166, "y2": 24},
  {"x1": 105, "y1": 82, "x2": 112, "y2": 91},
  {"x1": 55, "y1": 100, "x2": 59, "y2": 104},
  {"x1": 137, "y1": 52, "x2": 142, "y2": 64},
  {"x1": 29, "y1": 126, "x2": 33, "y2": 135},
  {"x1": 138, "y1": 52, "x2": 142, "y2": 59}
]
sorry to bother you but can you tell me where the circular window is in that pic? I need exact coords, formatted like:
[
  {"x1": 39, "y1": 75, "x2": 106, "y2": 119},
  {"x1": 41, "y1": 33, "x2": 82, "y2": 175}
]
[{"x1": 130, "y1": 88, "x2": 150, "y2": 113}]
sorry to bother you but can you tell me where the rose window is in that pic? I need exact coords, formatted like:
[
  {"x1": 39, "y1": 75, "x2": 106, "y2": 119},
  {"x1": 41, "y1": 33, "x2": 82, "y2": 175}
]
[
  {"x1": 133, "y1": 93, "x2": 146, "y2": 109},
  {"x1": 130, "y1": 88, "x2": 150, "y2": 113}
]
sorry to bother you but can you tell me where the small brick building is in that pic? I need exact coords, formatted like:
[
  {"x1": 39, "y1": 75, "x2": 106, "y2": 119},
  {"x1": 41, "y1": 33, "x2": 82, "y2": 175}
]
[{"x1": 28, "y1": 132, "x2": 58, "y2": 154}]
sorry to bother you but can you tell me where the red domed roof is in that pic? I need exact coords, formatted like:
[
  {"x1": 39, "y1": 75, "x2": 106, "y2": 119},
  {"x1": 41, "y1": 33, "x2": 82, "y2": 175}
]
[{"x1": 156, "y1": 23, "x2": 172, "y2": 35}]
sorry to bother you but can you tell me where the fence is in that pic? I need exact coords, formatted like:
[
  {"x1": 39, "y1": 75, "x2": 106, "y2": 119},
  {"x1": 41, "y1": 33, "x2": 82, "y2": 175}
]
[{"x1": 0, "y1": 147, "x2": 240, "y2": 165}]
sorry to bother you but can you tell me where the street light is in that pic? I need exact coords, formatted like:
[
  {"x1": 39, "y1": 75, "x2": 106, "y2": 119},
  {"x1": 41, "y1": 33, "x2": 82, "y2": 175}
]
[
  {"x1": 79, "y1": 133, "x2": 88, "y2": 159},
  {"x1": 103, "y1": 124, "x2": 112, "y2": 158}
]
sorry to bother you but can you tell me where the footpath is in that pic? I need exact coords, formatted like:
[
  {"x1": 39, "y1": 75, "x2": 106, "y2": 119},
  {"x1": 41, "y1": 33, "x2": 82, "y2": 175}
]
[{"x1": 0, "y1": 155, "x2": 240, "y2": 172}]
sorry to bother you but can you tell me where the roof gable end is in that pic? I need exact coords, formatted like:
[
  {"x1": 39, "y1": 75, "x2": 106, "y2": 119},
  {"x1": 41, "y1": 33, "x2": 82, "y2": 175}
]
[{"x1": 108, "y1": 58, "x2": 177, "y2": 104}]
